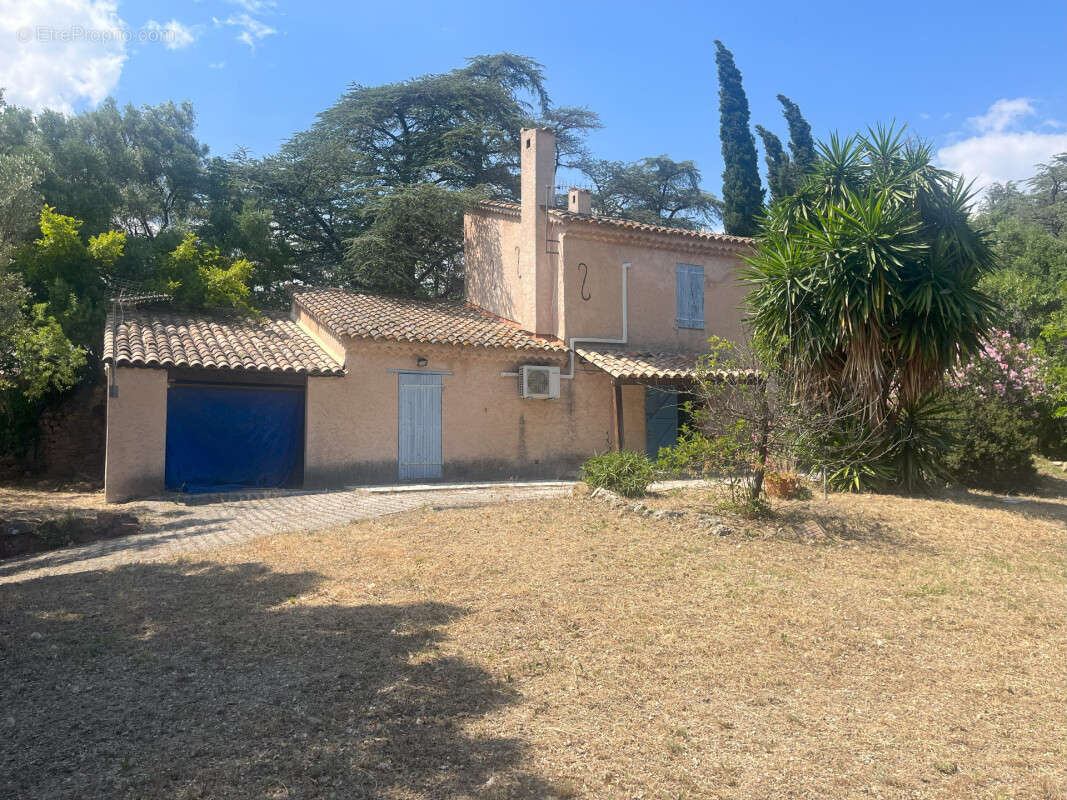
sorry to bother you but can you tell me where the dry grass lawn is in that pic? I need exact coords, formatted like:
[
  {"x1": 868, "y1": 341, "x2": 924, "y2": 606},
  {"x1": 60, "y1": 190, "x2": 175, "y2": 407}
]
[
  {"x1": 0, "y1": 485, "x2": 109, "y2": 515},
  {"x1": 2, "y1": 469, "x2": 1065, "y2": 799}
]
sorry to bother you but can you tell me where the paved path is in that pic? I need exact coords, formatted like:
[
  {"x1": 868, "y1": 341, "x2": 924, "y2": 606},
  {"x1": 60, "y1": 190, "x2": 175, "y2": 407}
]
[{"x1": 0, "y1": 482, "x2": 573, "y2": 584}]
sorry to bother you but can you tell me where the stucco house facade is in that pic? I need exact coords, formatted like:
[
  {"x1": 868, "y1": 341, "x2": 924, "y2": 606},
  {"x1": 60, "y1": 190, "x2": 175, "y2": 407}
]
[{"x1": 102, "y1": 129, "x2": 752, "y2": 501}]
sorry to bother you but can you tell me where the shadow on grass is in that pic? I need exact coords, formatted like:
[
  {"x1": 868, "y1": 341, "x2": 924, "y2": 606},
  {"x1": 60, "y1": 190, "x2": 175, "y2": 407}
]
[
  {"x1": 932, "y1": 464, "x2": 1067, "y2": 525},
  {"x1": 766, "y1": 504, "x2": 931, "y2": 551},
  {"x1": 772, "y1": 484, "x2": 1065, "y2": 548},
  {"x1": 936, "y1": 488, "x2": 1067, "y2": 525},
  {"x1": 1029, "y1": 461, "x2": 1067, "y2": 500},
  {"x1": 656, "y1": 484, "x2": 929, "y2": 550},
  {"x1": 0, "y1": 562, "x2": 554, "y2": 799},
  {"x1": 0, "y1": 513, "x2": 238, "y2": 579}
]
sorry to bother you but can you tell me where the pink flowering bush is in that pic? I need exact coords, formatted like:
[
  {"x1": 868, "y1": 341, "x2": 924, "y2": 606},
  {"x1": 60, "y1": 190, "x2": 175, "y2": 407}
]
[
  {"x1": 944, "y1": 331, "x2": 1050, "y2": 491},
  {"x1": 948, "y1": 330, "x2": 1051, "y2": 410}
]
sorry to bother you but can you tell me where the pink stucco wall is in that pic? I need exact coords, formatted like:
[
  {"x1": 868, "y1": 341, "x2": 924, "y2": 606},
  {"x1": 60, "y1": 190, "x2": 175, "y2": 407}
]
[
  {"x1": 464, "y1": 209, "x2": 527, "y2": 325},
  {"x1": 104, "y1": 366, "x2": 167, "y2": 501},
  {"x1": 290, "y1": 303, "x2": 347, "y2": 365},
  {"x1": 304, "y1": 338, "x2": 617, "y2": 486},
  {"x1": 464, "y1": 208, "x2": 749, "y2": 351},
  {"x1": 103, "y1": 337, "x2": 620, "y2": 499},
  {"x1": 557, "y1": 230, "x2": 749, "y2": 349},
  {"x1": 103, "y1": 123, "x2": 753, "y2": 499}
]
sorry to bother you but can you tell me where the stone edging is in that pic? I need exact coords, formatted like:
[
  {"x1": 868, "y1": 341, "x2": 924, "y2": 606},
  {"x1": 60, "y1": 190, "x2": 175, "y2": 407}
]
[{"x1": 586, "y1": 487, "x2": 734, "y2": 536}]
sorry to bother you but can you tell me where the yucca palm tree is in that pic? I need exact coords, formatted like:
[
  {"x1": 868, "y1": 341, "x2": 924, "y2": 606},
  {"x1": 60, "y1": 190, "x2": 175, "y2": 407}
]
[{"x1": 742, "y1": 125, "x2": 999, "y2": 426}]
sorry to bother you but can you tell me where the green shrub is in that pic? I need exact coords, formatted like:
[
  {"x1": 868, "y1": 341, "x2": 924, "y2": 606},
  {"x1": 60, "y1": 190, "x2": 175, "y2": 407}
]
[
  {"x1": 580, "y1": 450, "x2": 656, "y2": 497},
  {"x1": 654, "y1": 428, "x2": 738, "y2": 479},
  {"x1": 820, "y1": 398, "x2": 954, "y2": 494},
  {"x1": 716, "y1": 490, "x2": 771, "y2": 519},
  {"x1": 885, "y1": 399, "x2": 955, "y2": 492},
  {"x1": 943, "y1": 392, "x2": 1038, "y2": 492},
  {"x1": 826, "y1": 460, "x2": 896, "y2": 493}
]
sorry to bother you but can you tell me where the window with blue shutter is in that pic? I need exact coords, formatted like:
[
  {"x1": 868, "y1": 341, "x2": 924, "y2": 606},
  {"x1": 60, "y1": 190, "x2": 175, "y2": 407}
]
[{"x1": 676, "y1": 264, "x2": 704, "y2": 329}]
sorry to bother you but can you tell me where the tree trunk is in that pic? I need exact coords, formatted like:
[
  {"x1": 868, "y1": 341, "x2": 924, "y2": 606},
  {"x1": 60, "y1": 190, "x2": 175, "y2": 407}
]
[{"x1": 750, "y1": 381, "x2": 770, "y2": 502}]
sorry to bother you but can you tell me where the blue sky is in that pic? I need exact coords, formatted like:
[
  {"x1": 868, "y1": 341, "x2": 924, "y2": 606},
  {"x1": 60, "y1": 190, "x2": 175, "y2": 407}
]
[{"x1": 2, "y1": 0, "x2": 1065, "y2": 199}]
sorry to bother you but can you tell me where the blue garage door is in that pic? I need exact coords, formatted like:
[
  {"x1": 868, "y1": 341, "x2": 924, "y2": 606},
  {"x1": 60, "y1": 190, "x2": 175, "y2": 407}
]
[
  {"x1": 165, "y1": 384, "x2": 305, "y2": 494},
  {"x1": 645, "y1": 387, "x2": 679, "y2": 458}
]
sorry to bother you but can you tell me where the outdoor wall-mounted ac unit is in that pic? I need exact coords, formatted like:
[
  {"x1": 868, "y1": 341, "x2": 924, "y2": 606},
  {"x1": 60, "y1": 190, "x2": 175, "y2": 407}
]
[{"x1": 520, "y1": 365, "x2": 561, "y2": 399}]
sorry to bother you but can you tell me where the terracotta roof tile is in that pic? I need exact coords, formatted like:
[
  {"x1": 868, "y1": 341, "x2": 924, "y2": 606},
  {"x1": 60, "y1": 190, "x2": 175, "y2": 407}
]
[
  {"x1": 576, "y1": 347, "x2": 758, "y2": 381},
  {"x1": 103, "y1": 311, "x2": 345, "y2": 376},
  {"x1": 479, "y1": 201, "x2": 754, "y2": 248},
  {"x1": 293, "y1": 288, "x2": 565, "y2": 351}
]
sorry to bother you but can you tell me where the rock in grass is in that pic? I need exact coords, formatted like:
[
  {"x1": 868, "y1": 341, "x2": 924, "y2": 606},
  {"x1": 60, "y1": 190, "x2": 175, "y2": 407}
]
[{"x1": 652, "y1": 509, "x2": 685, "y2": 520}]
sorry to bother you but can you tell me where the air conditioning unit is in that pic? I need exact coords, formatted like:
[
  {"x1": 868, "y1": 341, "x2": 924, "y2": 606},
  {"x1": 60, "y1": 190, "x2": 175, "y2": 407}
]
[{"x1": 520, "y1": 365, "x2": 561, "y2": 399}]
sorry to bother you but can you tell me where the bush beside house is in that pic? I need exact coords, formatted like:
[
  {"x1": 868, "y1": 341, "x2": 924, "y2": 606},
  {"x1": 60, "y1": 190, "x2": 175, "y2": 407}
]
[{"x1": 580, "y1": 451, "x2": 656, "y2": 498}]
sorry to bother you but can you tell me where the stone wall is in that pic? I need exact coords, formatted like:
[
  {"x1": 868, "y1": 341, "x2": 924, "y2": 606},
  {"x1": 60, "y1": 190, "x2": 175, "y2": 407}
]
[
  {"x1": 37, "y1": 380, "x2": 107, "y2": 484},
  {"x1": 0, "y1": 380, "x2": 107, "y2": 485}
]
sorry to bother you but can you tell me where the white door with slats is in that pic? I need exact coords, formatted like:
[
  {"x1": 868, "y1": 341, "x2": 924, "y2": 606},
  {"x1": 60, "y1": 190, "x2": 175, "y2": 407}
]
[{"x1": 398, "y1": 372, "x2": 443, "y2": 480}]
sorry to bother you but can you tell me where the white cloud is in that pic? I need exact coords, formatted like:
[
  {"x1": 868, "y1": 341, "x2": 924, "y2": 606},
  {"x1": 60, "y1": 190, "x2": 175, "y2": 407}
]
[
  {"x1": 937, "y1": 98, "x2": 1067, "y2": 191},
  {"x1": 145, "y1": 19, "x2": 197, "y2": 50},
  {"x1": 0, "y1": 0, "x2": 127, "y2": 113},
  {"x1": 938, "y1": 129, "x2": 1067, "y2": 191},
  {"x1": 227, "y1": 0, "x2": 277, "y2": 12},
  {"x1": 216, "y1": 12, "x2": 276, "y2": 49},
  {"x1": 208, "y1": 61, "x2": 226, "y2": 69},
  {"x1": 967, "y1": 97, "x2": 1035, "y2": 133}
]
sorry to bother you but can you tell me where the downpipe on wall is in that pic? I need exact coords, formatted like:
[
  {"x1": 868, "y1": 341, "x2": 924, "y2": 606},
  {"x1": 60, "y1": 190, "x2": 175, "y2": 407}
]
[{"x1": 501, "y1": 262, "x2": 632, "y2": 379}]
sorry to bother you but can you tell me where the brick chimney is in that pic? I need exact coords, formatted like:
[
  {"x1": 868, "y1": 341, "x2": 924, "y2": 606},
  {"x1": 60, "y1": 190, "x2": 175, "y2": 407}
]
[
  {"x1": 568, "y1": 187, "x2": 592, "y2": 215},
  {"x1": 519, "y1": 128, "x2": 557, "y2": 335}
]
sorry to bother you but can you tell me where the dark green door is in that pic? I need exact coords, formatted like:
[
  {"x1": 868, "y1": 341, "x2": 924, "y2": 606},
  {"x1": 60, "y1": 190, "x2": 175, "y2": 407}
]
[{"x1": 645, "y1": 387, "x2": 679, "y2": 457}]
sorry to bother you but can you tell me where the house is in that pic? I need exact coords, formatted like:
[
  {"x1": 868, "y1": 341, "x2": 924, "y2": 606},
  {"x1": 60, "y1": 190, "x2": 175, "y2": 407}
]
[{"x1": 102, "y1": 129, "x2": 752, "y2": 501}]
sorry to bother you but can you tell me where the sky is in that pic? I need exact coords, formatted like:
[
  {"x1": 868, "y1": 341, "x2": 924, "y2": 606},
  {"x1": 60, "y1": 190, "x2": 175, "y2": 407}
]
[{"x1": 1, "y1": 0, "x2": 1065, "y2": 201}]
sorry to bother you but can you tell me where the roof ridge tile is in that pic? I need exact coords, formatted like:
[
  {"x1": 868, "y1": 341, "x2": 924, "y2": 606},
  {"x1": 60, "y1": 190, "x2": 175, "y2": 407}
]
[{"x1": 475, "y1": 200, "x2": 754, "y2": 247}]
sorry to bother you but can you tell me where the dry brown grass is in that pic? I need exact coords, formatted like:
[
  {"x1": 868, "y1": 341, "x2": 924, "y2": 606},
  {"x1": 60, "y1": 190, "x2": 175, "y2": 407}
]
[
  {"x1": 0, "y1": 485, "x2": 109, "y2": 516},
  {"x1": 2, "y1": 471, "x2": 1065, "y2": 799}
]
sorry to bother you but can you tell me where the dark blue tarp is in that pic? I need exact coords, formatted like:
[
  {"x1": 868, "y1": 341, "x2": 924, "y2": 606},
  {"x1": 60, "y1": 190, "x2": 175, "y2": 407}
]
[{"x1": 165, "y1": 384, "x2": 304, "y2": 494}]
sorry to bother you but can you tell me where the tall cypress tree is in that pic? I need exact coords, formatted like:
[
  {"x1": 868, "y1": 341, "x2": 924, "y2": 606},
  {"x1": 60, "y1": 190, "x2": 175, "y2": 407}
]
[
  {"x1": 755, "y1": 125, "x2": 795, "y2": 203},
  {"x1": 715, "y1": 41, "x2": 764, "y2": 236},
  {"x1": 777, "y1": 95, "x2": 816, "y2": 174}
]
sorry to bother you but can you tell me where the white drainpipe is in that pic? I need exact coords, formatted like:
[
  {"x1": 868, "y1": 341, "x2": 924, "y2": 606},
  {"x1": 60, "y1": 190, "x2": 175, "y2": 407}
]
[
  {"x1": 501, "y1": 262, "x2": 631, "y2": 378},
  {"x1": 559, "y1": 262, "x2": 631, "y2": 379}
]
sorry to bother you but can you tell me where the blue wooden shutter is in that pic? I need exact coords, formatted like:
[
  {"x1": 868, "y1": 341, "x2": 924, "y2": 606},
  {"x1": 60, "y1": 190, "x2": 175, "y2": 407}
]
[{"x1": 676, "y1": 264, "x2": 704, "y2": 329}]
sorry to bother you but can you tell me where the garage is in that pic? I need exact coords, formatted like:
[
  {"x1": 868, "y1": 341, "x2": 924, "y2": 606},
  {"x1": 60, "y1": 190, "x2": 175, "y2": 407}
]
[
  {"x1": 102, "y1": 310, "x2": 345, "y2": 501},
  {"x1": 164, "y1": 382, "x2": 306, "y2": 493}
]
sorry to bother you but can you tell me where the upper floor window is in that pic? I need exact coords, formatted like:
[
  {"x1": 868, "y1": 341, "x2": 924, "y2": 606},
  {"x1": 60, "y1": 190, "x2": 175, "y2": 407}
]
[{"x1": 676, "y1": 264, "x2": 704, "y2": 329}]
